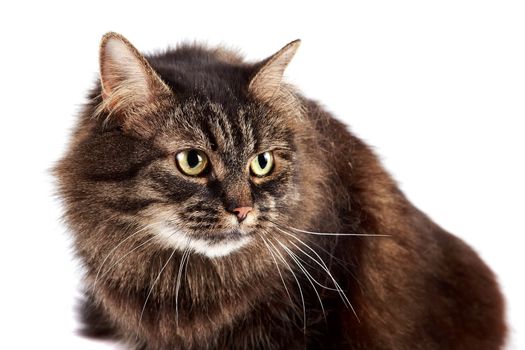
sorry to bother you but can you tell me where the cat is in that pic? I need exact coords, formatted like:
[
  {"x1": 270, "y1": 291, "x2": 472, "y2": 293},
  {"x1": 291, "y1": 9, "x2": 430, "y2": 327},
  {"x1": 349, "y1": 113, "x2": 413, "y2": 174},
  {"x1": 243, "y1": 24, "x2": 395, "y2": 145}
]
[{"x1": 55, "y1": 32, "x2": 506, "y2": 349}]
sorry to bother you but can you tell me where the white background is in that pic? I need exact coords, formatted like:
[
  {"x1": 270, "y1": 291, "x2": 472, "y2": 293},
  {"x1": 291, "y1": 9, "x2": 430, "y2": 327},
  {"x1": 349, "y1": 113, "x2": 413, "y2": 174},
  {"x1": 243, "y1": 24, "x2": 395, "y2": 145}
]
[{"x1": 1, "y1": 1, "x2": 523, "y2": 349}]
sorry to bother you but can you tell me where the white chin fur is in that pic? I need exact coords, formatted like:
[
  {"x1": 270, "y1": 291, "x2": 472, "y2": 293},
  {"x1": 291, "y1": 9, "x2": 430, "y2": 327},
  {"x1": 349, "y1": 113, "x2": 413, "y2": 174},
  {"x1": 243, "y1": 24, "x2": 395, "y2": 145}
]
[{"x1": 152, "y1": 223, "x2": 251, "y2": 258}]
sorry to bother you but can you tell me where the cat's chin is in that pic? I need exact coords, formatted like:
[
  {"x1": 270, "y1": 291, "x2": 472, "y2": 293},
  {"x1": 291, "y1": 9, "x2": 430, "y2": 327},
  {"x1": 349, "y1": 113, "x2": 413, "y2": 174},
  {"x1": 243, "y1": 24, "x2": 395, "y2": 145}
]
[{"x1": 152, "y1": 223, "x2": 252, "y2": 258}]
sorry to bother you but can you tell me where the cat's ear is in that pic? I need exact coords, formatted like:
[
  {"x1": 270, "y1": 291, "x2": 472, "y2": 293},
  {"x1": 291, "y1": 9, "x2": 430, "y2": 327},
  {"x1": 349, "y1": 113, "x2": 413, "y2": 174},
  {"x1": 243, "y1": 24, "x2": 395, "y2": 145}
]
[
  {"x1": 98, "y1": 32, "x2": 172, "y2": 116},
  {"x1": 249, "y1": 40, "x2": 301, "y2": 101}
]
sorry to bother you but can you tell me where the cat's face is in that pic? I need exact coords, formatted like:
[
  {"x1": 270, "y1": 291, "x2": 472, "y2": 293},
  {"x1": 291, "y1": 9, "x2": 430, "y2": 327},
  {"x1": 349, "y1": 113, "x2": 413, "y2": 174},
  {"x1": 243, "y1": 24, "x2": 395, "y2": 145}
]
[
  {"x1": 134, "y1": 99, "x2": 300, "y2": 257},
  {"x1": 57, "y1": 33, "x2": 317, "y2": 260}
]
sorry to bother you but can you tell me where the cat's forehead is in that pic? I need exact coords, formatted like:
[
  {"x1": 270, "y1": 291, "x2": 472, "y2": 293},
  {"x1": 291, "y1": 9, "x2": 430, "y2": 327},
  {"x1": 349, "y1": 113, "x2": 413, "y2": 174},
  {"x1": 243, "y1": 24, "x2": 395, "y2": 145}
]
[{"x1": 155, "y1": 99, "x2": 293, "y2": 157}]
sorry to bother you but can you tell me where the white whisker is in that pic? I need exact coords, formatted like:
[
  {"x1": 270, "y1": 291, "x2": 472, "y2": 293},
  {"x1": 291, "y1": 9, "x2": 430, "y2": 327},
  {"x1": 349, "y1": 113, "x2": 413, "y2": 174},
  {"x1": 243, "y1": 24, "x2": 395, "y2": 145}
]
[
  {"x1": 277, "y1": 239, "x2": 327, "y2": 321},
  {"x1": 96, "y1": 233, "x2": 159, "y2": 285},
  {"x1": 259, "y1": 235, "x2": 294, "y2": 308},
  {"x1": 275, "y1": 226, "x2": 360, "y2": 322},
  {"x1": 175, "y1": 243, "x2": 191, "y2": 327},
  {"x1": 265, "y1": 236, "x2": 307, "y2": 333},
  {"x1": 92, "y1": 221, "x2": 158, "y2": 293},
  {"x1": 279, "y1": 241, "x2": 339, "y2": 292},
  {"x1": 273, "y1": 221, "x2": 389, "y2": 237},
  {"x1": 139, "y1": 248, "x2": 177, "y2": 328}
]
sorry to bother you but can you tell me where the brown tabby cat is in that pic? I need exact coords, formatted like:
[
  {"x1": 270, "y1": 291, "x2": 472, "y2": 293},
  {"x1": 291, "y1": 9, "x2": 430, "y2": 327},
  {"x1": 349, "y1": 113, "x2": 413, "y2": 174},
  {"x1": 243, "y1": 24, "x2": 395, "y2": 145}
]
[{"x1": 55, "y1": 32, "x2": 506, "y2": 349}]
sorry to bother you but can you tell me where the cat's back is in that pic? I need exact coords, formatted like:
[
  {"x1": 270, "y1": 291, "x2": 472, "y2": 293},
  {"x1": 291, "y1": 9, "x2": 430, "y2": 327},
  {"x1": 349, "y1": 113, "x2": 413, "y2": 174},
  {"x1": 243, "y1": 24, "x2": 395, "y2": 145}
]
[{"x1": 300, "y1": 99, "x2": 507, "y2": 349}]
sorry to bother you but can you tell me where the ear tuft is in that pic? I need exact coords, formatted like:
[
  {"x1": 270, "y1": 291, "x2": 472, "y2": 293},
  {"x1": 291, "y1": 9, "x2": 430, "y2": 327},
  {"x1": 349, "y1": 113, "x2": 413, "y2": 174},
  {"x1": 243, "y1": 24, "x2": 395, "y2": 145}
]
[
  {"x1": 98, "y1": 32, "x2": 171, "y2": 116},
  {"x1": 249, "y1": 39, "x2": 301, "y2": 101}
]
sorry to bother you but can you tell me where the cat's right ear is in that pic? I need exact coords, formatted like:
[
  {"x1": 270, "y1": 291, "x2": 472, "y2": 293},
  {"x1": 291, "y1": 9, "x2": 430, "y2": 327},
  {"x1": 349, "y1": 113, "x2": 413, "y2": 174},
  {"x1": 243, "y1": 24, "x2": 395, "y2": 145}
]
[{"x1": 97, "y1": 32, "x2": 172, "y2": 122}]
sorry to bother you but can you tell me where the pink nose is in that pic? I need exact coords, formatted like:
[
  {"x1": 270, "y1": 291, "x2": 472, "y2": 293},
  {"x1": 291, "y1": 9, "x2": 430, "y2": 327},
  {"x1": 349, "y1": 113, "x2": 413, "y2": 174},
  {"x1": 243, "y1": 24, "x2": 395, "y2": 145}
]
[{"x1": 233, "y1": 206, "x2": 252, "y2": 222}]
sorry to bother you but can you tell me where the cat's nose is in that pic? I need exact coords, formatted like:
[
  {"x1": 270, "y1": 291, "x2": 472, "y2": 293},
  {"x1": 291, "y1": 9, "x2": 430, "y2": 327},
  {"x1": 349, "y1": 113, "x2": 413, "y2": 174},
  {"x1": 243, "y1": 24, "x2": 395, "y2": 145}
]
[{"x1": 232, "y1": 206, "x2": 253, "y2": 222}]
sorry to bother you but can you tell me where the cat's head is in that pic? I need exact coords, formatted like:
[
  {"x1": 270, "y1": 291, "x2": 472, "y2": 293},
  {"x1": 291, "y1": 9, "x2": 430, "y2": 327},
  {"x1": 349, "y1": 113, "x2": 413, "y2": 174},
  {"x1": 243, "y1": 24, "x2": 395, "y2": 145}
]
[{"x1": 56, "y1": 33, "x2": 325, "y2": 261}]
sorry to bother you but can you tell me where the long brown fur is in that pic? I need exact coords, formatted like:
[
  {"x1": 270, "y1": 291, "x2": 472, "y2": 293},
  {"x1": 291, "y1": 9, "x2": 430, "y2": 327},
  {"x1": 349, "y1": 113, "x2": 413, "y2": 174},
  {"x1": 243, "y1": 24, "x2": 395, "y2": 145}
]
[{"x1": 55, "y1": 33, "x2": 506, "y2": 349}]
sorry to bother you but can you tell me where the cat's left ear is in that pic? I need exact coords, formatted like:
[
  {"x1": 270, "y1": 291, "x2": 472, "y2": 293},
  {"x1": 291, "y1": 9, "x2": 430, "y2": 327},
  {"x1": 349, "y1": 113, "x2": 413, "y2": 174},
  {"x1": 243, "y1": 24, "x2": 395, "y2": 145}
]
[
  {"x1": 249, "y1": 40, "x2": 301, "y2": 101},
  {"x1": 98, "y1": 32, "x2": 172, "y2": 117}
]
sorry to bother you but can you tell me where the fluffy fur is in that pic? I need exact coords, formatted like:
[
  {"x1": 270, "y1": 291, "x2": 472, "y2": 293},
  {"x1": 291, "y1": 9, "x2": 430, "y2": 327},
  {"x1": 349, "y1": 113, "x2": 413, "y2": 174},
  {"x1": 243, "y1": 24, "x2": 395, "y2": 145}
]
[{"x1": 55, "y1": 33, "x2": 506, "y2": 349}]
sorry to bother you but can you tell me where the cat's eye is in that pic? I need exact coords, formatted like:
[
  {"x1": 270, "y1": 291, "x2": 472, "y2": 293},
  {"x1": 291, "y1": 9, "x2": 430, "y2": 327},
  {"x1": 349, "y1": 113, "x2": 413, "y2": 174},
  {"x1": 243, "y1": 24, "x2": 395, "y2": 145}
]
[
  {"x1": 250, "y1": 151, "x2": 274, "y2": 177},
  {"x1": 176, "y1": 149, "x2": 208, "y2": 176}
]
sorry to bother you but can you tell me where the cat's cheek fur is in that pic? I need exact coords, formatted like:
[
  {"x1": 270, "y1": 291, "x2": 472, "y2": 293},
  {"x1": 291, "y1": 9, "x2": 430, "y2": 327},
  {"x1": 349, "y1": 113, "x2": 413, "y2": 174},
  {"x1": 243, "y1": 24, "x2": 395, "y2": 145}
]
[{"x1": 151, "y1": 222, "x2": 252, "y2": 258}]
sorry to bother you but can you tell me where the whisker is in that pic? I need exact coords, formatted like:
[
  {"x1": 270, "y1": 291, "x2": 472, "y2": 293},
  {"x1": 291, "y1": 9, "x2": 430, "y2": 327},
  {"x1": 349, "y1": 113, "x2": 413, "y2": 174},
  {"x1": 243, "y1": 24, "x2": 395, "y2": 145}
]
[
  {"x1": 279, "y1": 241, "x2": 339, "y2": 292},
  {"x1": 275, "y1": 226, "x2": 360, "y2": 322},
  {"x1": 273, "y1": 220, "x2": 390, "y2": 237},
  {"x1": 287, "y1": 239, "x2": 351, "y2": 304},
  {"x1": 139, "y1": 248, "x2": 177, "y2": 328},
  {"x1": 92, "y1": 221, "x2": 158, "y2": 293},
  {"x1": 258, "y1": 234, "x2": 294, "y2": 308},
  {"x1": 277, "y1": 239, "x2": 327, "y2": 321},
  {"x1": 265, "y1": 236, "x2": 307, "y2": 333},
  {"x1": 274, "y1": 225, "x2": 353, "y2": 276},
  {"x1": 276, "y1": 227, "x2": 341, "y2": 282},
  {"x1": 175, "y1": 243, "x2": 191, "y2": 327},
  {"x1": 96, "y1": 233, "x2": 159, "y2": 285},
  {"x1": 297, "y1": 234, "x2": 352, "y2": 274}
]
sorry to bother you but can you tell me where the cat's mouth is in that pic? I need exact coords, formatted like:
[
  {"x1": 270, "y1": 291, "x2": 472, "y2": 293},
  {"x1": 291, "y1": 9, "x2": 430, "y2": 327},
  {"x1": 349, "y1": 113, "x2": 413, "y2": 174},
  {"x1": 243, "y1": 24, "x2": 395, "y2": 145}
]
[
  {"x1": 152, "y1": 223, "x2": 253, "y2": 258},
  {"x1": 191, "y1": 228, "x2": 249, "y2": 241}
]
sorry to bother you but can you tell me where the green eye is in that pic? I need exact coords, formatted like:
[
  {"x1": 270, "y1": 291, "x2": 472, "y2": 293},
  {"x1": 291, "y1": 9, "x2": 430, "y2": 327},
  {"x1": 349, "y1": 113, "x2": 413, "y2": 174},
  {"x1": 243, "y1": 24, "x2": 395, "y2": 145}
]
[
  {"x1": 176, "y1": 149, "x2": 208, "y2": 176},
  {"x1": 250, "y1": 151, "x2": 274, "y2": 177}
]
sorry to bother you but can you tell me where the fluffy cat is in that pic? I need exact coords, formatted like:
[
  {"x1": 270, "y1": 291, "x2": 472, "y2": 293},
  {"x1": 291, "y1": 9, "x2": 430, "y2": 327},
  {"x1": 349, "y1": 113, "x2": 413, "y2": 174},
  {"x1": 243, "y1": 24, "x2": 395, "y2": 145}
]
[{"x1": 55, "y1": 32, "x2": 506, "y2": 349}]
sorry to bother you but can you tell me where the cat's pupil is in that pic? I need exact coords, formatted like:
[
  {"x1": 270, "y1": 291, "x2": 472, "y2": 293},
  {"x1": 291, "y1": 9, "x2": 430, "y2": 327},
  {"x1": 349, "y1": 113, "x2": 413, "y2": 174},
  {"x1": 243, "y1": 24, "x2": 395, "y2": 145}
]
[
  {"x1": 258, "y1": 154, "x2": 268, "y2": 169},
  {"x1": 187, "y1": 150, "x2": 200, "y2": 168}
]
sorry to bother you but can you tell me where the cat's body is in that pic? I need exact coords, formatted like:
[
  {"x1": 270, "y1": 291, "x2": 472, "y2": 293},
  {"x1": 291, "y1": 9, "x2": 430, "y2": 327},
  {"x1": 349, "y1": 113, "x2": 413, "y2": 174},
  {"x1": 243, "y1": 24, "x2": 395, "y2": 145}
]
[{"x1": 55, "y1": 33, "x2": 506, "y2": 349}]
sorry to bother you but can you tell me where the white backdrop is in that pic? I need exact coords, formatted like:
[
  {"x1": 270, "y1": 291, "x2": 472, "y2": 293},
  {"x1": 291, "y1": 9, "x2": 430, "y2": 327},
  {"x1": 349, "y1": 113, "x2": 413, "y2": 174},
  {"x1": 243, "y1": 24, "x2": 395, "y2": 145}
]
[{"x1": 1, "y1": 1, "x2": 523, "y2": 349}]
